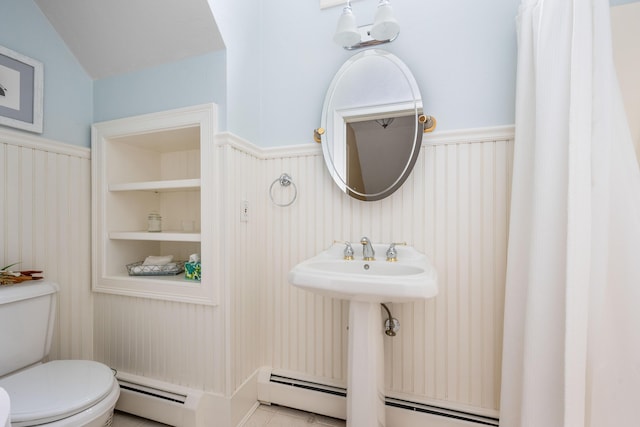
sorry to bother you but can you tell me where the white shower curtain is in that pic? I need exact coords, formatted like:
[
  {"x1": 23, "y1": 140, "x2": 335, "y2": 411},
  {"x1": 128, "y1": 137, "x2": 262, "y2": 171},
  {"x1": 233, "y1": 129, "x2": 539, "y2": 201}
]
[{"x1": 500, "y1": 0, "x2": 640, "y2": 426}]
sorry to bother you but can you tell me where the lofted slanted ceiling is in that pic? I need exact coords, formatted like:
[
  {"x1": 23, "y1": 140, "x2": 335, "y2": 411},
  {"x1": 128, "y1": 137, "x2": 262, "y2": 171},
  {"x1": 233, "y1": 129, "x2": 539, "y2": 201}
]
[{"x1": 35, "y1": 0, "x2": 225, "y2": 80}]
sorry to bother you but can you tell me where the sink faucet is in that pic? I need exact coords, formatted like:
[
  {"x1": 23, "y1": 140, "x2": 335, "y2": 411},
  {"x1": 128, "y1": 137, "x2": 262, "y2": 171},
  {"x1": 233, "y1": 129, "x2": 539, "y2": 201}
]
[{"x1": 360, "y1": 237, "x2": 375, "y2": 261}]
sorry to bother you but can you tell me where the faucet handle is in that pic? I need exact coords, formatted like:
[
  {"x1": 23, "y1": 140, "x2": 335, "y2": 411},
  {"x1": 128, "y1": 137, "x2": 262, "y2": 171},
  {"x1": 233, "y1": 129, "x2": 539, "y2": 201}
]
[
  {"x1": 333, "y1": 240, "x2": 355, "y2": 260},
  {"x1": 343, "y1": 242, "x2": 354, "y2": 260},
  {"x1": 386, "y1": 242, "x2": 406, "y2": 262}
]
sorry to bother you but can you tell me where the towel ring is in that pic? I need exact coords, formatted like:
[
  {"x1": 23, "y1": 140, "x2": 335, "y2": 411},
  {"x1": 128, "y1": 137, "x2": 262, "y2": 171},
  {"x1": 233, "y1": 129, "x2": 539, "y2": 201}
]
[{"x1": 269, "y1": 173, "x2": 297, "y2": 207}]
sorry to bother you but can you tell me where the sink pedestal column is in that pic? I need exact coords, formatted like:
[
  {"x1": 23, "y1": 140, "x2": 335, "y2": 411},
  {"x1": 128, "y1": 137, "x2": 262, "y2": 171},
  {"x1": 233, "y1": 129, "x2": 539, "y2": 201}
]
[{"x1": 347, "y1": 301, "x2": 386, "y2": 427}]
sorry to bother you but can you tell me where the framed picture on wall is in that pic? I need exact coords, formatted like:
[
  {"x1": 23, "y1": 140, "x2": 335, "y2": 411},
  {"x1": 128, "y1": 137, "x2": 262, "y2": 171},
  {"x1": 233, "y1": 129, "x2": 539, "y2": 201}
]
[{"x1": 0, "y1": 45, "x2": 43, "y2": 133}]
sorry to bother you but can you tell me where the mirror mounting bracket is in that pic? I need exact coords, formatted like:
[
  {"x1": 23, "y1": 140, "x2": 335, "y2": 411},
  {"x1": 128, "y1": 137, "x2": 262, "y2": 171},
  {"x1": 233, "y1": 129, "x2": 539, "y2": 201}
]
[
  {"x1": 420, "y1": 115, "x2": 437, "y2": 133},
  {"x1": 314, "y1": 127, "x2": 325, "y2": 143}
]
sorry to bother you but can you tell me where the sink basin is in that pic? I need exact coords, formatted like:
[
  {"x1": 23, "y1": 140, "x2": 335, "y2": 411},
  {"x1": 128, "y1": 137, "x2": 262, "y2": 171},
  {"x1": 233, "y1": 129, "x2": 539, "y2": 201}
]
[
  {"x1": 288, "y1": 243, "x2": 438, "y2": 303},
  {"x1": 289, "y1": 242, "x2": 438, "y2": 426}
]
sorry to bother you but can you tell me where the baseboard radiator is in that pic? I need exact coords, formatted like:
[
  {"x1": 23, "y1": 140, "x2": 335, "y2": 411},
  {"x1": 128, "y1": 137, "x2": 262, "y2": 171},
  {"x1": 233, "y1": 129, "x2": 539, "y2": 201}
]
[
  {"x1": 115, "y1": 372, "x2": 206, "y2": 427},
  {"x1": 257, "y1": 369, "x2": 499, "y2": 427}
]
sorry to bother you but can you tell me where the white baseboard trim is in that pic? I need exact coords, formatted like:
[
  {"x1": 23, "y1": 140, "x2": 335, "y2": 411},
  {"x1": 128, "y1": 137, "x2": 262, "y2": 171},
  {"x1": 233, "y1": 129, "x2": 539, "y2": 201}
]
[
  {"x1": 257, "y1": 368, "x2": 346, "y2": 420},
  {"x1": 256, "y1": 368, "x2": 499, "y2": 427},
  {"x1": 115, "y1": 371, "x2": 210, "y2": 427},
  {"x1": 115, "y1": 370, "x2": 259, "y2": 427}
]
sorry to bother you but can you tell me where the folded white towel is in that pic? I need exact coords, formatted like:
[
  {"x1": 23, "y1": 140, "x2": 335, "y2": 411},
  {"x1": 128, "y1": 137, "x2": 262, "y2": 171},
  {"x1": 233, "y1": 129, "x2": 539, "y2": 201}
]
[{"x1": 143, "y1": 255, "x2": 174, "y2": 265}]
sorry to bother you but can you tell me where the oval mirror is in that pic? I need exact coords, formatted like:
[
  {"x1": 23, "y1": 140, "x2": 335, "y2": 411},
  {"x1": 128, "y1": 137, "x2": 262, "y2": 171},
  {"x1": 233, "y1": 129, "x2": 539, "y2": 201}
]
[{"x1": 321, "y1": 49, "x2": 424, "y2": 201}]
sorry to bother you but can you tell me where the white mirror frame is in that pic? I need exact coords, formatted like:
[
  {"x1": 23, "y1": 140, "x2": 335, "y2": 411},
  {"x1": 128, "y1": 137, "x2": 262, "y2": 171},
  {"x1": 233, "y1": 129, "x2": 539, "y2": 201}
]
[{"x1": 321, "y1": 49, "x2": 423, "y2": 201}]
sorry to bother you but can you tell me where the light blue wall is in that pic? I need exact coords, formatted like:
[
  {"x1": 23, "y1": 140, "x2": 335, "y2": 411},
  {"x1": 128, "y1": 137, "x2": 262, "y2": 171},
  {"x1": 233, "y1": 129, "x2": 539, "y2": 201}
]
[
  {"x1": 207, "y1": 0, "x2": 261, "y2": 144},
  {"x1": 0, "y1": 0, "x2": 92, "y2": 147},
  {"x1": 2, "y1": 0, "x2": 637, "y2": 148},
  {"x1": 93, "y1": 51, "x2": 227, "y2": 126},
  {"x1": 1, "y1": 1, "x2": 227, "y2": 147},
  {"x1": 256, "y1": 0, "x2": 521, "y2": 147},
  {"x1": 252, "y1": 0, "x2": 639, "y2": 147}
]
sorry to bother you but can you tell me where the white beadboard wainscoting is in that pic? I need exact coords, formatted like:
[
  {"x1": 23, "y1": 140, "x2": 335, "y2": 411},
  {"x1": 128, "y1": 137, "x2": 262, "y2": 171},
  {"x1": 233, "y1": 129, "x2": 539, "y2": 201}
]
[
  {"x1": 93, "y1": 126, "x2": 513, "y2": 424},
  {"x1": 0, "y1": 128, "x2": 93, "y2": 361},
  {"x1": 1, "y1": 123, "x2": 513, "y2": 425},
  {"x1": 223, "y1": 125, "x2": 514, "y2": 419}
]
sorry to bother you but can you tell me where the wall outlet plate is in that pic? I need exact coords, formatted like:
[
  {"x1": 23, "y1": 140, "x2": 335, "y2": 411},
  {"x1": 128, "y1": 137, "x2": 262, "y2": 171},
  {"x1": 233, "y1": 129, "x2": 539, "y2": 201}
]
[{"x1": 241, "y1": 200, "x2": 249, "y2": 222}]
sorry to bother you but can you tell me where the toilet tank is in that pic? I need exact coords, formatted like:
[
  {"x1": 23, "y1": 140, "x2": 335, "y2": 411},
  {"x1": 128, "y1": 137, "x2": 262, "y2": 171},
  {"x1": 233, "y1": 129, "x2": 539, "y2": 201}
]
[{"x1": 0, "y1": 281, "x2": 58, "y2": 377}]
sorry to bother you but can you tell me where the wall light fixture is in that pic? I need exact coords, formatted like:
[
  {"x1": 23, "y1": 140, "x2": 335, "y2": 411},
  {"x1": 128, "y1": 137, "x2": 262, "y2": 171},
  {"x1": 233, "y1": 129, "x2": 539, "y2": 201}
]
[
  {"x1": 333, "y1": 0, "x2": 400, "y2": 50},
  {"x1": 333, "y1": 1, "x2": 361, "y2": 47}
]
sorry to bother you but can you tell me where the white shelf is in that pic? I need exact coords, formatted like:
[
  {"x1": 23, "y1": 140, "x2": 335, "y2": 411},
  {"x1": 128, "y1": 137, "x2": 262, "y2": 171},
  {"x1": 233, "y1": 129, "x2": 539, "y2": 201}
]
[
  {"x1": 109, "y1": 231, "x2": 201, "y2": 242},
  {"x1": 107, "y1": 273, "x2": 199, "y2": 285},
  {"x1": 109, "y1": 178, "x2": 201, "y2": 192},
  {"x1": 95, "y1": 274, "x2": 206, "y2": 305}
]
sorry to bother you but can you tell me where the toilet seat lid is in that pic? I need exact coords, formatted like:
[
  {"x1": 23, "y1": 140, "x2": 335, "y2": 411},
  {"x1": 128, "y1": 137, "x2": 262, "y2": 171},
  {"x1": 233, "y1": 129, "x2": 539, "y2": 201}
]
[{"x1": 0, "y1": 360, "x2": 115, "y2": 425}]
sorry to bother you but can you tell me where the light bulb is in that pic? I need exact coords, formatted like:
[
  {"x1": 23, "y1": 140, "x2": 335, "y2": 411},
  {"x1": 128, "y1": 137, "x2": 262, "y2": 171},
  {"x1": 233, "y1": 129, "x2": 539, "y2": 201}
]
[
  {"x1": 371, "y1": 0, "x2": 400, "y2": 41},
  {"x1": 333, "y1": 4, "x2": 361, "y2": 47}
]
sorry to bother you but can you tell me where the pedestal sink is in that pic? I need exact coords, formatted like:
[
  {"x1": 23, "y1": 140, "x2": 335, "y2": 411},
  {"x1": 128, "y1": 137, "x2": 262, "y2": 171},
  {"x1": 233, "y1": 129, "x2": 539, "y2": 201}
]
[{"x1": 288, "y1": 242, "x2": 438, "y2": 427}]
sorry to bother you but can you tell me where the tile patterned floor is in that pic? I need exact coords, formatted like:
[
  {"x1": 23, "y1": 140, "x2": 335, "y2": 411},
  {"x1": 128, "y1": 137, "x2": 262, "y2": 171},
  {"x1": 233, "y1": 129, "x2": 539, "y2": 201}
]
[
  {"x1": 112, "y1": 405, "x2": 346, "y2": 427},
  {"x1": 112, "y1": 411, "x2": 170, "y2": 427}
]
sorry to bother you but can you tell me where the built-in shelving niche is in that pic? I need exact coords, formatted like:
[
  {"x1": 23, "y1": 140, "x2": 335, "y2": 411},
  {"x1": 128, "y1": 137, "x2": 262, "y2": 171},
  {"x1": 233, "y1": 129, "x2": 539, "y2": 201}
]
[{"x1": 91, "y1": 104, "x2": 218, "y2": 305}]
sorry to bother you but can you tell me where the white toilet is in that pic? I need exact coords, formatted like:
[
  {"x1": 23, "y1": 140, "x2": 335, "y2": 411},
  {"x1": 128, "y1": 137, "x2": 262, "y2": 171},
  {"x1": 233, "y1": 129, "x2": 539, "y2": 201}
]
[{"x1": 0, "y1": 281, "x2": 120, "y2": 426}]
